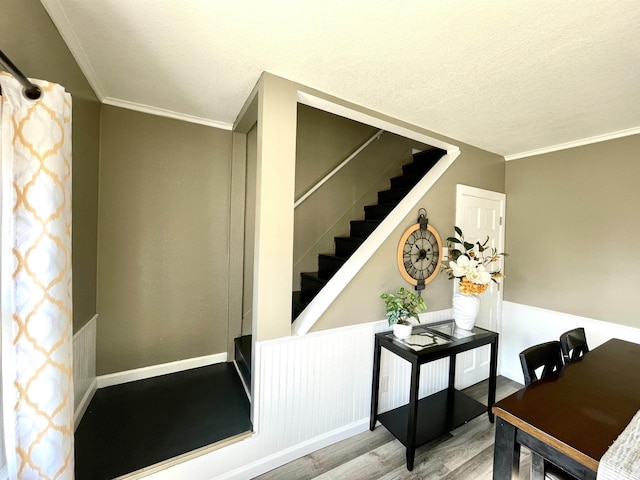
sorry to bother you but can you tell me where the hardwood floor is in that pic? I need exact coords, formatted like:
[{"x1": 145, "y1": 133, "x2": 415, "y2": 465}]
[{"x1": 254, "y1": 376, "x2": 532, "y2": 480}]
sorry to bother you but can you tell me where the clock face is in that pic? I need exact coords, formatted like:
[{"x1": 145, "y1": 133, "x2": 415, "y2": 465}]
[{"x1": 397, "y1": 223, "x2": 442, "y2": 287}]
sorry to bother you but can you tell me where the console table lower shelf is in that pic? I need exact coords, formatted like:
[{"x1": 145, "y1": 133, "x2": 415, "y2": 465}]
[
  {"x1": 377, "y1": 389, "x2": 486, "y2": 448},
  {"x1": 370, "y1": 321, "x2": 498, "y2": 470}
]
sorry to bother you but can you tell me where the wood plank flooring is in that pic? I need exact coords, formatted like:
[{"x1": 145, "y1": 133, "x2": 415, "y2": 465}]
[{"x1": 254, "y1": 376, "x2": 532, "y2": 480}]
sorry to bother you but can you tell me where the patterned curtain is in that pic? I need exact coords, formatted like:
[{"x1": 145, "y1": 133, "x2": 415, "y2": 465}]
[{"x1": 0, "y1": 73, "x2": 74, "y2": 479}]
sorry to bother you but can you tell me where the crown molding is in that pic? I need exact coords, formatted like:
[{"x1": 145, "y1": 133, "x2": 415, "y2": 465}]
[
  {"x1": 103, "y1": 97, "x2": 233, "y2": 130},
  {"x1": 504, "y1": 126, "x2": 640, "y2": 161},
  {"x1": 40, "y1": 0, "x2": 106, "y2": 100}
]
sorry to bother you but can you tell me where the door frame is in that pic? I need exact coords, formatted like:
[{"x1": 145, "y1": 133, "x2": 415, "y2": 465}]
[
  {"x1": 455, "y1": 184, "x2": 506, "y2": 335},
  {"x1": 454, "y1": 185, "x2": 506, "y2": 387}
]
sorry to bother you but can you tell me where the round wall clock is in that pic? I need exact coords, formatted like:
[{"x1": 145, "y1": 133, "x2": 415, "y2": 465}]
[{"x1": 397, "y1": 210, "x2": 442, "y2": 291}]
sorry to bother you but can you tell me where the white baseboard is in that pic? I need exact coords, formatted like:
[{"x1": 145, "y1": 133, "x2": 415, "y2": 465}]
[
  {"x1": 214, "y1": 419, "x2": 370, "y2": 480},
  {"x1": 74, "y1": 378, "x2": 97, "y2": 431},
  {"x1": 97, "y1": 352, "x2": 228, "y2": 388}
]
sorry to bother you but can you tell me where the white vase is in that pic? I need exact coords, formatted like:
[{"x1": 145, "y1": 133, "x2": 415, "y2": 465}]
[
  {"x1": 452, "y1": 293, "x2": 480, "y2": 330},
  {"x1": 393, "y1": 323, "x2": 413, "y2": 339}
]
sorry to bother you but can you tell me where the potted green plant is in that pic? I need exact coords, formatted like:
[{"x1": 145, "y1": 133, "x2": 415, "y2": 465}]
[{"x1": 380, "y1": 287, "x2": 426, "y2": 338}]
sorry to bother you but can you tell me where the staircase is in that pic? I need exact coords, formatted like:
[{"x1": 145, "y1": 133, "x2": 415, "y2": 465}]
[
  {"x1": 292, "y1": 146, "x2": 446, "y2": 319},
  {"x1": 234, "y1": 145, "x2": 447, "y2": 394}
]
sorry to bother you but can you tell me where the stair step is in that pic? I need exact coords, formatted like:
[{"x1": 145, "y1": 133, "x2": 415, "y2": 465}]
[
  {"x1": 390, "y1": 174, "x2": 420, "y2": 189},
  {"x1": 350, "y1": 219, "x2": 381, "y2": 238},
  {"x1": 234, "y1": 335, "x2": 252, "y2": 393},
  {"x1": 291, "y1": 145, "x2": 447, "y2": 324},
  {"x1": 300, "y1": 272, "x2": 327, "y2": 301},
  {"x1": 318, "y1": 253, "x2": 348, "y2": 280},
  {"x1": 292, "y1": 291, "x2": 308, "y2": 320},
  {"x1": 377, "y1": 187, "x2": 411, "y2": 205},
  {"x1": 402, "y1": 160, "x2": 436, "y2": 178},
  {"x1": 334, "y1": 236, "x2": 364, "y2": 258},
  {"x1": 412, "y1": 146, "x2": 447, "y2": 164},
  {"x1": 364, "y1": 203, "x2": 395, "y2": 221}
]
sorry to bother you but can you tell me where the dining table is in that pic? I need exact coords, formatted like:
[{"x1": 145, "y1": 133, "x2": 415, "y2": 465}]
[{"x1": 492, "y1": 338, "x2": 640, "y2": 480}]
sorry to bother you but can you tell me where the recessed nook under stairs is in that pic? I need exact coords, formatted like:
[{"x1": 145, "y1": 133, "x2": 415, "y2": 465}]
[{"x1": 74, "y1": 362, "x2": 252, "y2": 479}]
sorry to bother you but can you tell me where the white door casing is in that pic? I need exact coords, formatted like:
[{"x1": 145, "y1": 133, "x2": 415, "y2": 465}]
[{"x1": 454, "y1": 185, "x2": 506, "y2": 389}]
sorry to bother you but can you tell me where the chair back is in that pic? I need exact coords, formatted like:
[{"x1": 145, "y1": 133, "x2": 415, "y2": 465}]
[
  {"x1": 559, "y1": 327, "x2": 589, "y2": 363},
  {"x1": 519, "y1": 340, "x2": 563, "y2": 385}
]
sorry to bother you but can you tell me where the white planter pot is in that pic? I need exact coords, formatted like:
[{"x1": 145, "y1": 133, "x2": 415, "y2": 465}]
[
  {"x1": 393, "y1": 323, "x2": 413, "y2": 339},
  {"x1": 452, "y1": 293, "x2": 480, "y2": 330}
]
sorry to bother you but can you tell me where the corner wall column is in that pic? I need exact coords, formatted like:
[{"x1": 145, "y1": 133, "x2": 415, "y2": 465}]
[{"x1": 253, "y1": 74, "x2": 297, "y2": 342}]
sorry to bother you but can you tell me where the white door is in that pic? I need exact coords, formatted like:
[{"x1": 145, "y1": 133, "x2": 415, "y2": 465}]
[{"x1": 454, "y1": 185, "x2": 506, "y2": 389}]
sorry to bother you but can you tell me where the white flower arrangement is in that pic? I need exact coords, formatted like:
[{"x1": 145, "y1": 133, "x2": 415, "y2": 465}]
[{"x1": 442, "y1": 226, "x2": 507, "y2": 295}]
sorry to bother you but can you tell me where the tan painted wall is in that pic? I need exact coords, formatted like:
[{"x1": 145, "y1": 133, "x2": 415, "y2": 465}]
[
  {"x1": 1, "y1": 0, "x2": 101, "y2": 332},
  {"x1": 245, "y1": 73, "x2": 505, "y2": 337},
  {"x1": 504, "y1": 134, "x2": 640, "y2": 327},
  {"x1": 227, "y1": 132, "x2": 248, "y2": 354},
  {"x1": 252, "y1": 74, "x2": 297, "y2": 341},
  {"x1": 294, "y1": 105, "x2": 430, "y2": 290},
  {"x1": 242, "y1": 124, "x2": 258, "y2": 336},
  {"x1": 312, "y1": 143, "x2": 505, "y2": 331},
  {"x1": 97, "y1": 105, "x2": 233, "y2": 374}
]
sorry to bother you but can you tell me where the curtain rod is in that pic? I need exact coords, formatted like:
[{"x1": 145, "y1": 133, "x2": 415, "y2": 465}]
[{"x1": 0, "y1": 49, "x2": 43, "y2": 100}]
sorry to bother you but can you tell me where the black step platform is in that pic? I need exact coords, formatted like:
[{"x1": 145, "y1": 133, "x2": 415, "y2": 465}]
[
  {"x1": 74, "y1": 363, "x2": 251, "y2": 479},
  {"x1": 234, "y1": 335, "x2": 252, "y2": 392}
]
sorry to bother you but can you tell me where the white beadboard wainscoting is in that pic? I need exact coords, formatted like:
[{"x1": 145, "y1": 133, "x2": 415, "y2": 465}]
[
  {"x1": 73, "y1": 314, "x2": 97, "y2": 428},
  {"x1": 146, "y1": 309, "x2": 455, "y2": 480},
  {"x1": 500, "y1": 301, "x2": 640, "y2": 383}
]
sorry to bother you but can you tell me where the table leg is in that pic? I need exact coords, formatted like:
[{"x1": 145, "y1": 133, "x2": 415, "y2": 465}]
[
  {"x1": 493, "y1": 418, "x2": 520, "y2": 480},
  {"x1": 370, "y1": 337, "x2": 382, "y2": 431},
  {"x1": 488, "y1": 338, "x2": 498, "y2": 423},
  {"x1": 448, "y1": 353, "x2": 456, "y2": 391},
  {"x1": 405, "y1": 359, "x2": 420, "y2": 471}
]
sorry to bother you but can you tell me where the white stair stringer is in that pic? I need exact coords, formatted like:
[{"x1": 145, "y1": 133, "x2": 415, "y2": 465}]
[{"x1": 291, "y1": 149, "x2": 460, "y2": 336}]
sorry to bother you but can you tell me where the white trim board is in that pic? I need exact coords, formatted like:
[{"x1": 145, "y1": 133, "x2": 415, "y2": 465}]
[
  {"x1": 102, "y1": 98, "x2": 233, "y2": 130},
  {"x1": 74, "y1": 378, "x2": 97, "y2": 431},
  {"x1": 504, "y1": 126, "x2": 640, "y2": 161},
  {"x1": 97, "y1": 352, "x2": 227, "y2": 389},
  {"x1": 297, "y1": 91, "x2": 458, "y2": 153},
  {"x1": 215, "y1": 420, "x2": 369, "y2": 480},
  {"x1": 41, "y1": 0, "x2": 235, "y2": 130},
  {"x1": 39, "y1": 0, "x2": 107, "y2": 100}
]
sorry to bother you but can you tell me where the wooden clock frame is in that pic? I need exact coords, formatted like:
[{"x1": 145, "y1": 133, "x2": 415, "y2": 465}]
[{"x1": 396, "y1": 220, "x2": 443, "y2": 289}]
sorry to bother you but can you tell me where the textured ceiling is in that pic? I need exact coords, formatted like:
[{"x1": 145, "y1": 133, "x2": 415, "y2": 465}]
[{"x1": 41, "y1": 0, "x2": 640, "y2": 157}]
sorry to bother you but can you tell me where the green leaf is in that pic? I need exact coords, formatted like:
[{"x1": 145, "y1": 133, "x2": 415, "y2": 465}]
[
  {"x1": 454, "y1": 226, "x2": 463, "y2": 236},
  {"x1": 447, "y1": 237, "x2": 462, "y2": 244},
  {"x1": 463, "y1": 242, "x2": 474, "y2": 251}
]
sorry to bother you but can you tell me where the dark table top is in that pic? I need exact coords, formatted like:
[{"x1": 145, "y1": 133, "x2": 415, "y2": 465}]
[
  {"x1": 493, "y1": 338, "x2": 640, "y2": 471},
  {"x1": 375, "y1": 320, "x2": 497, "y2": 363}
]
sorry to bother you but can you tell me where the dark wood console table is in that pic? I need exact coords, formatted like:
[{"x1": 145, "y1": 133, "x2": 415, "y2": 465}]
[{"x1": 370, "y1": 320, "x2": 498, "y2": 470}]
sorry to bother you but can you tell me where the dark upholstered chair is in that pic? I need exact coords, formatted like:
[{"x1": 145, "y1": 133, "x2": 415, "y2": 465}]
[
  {"x1": 519, "y1": 340, "x2": 564, "y2": 386},
  {"x1": 559, "y1": 328, "x2": 589, "y2": 364},
  {"x1": 519, "y1": 341, "x2": 576, "y2": 480}
]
